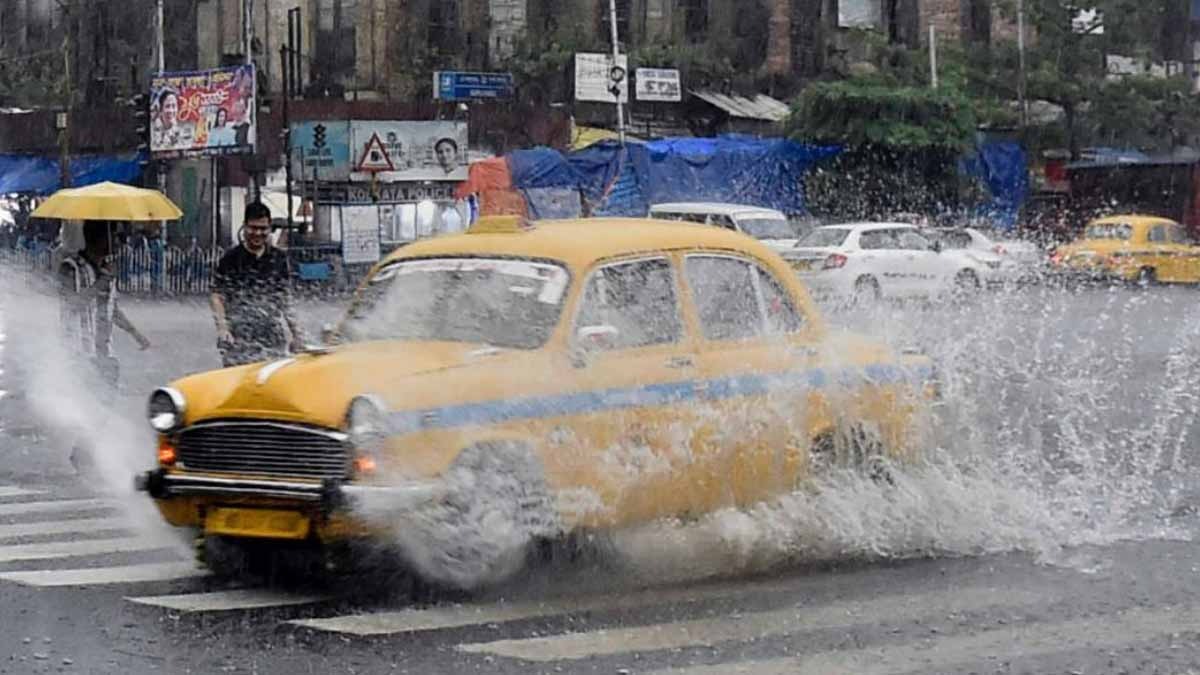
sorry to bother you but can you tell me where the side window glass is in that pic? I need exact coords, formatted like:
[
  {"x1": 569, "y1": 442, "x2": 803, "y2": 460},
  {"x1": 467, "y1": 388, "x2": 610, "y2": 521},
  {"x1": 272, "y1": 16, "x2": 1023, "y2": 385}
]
[
  {"x1": 1148, "y1": 226, "x2": 1166, "y2": 243},
  {"x1": 878, "y1": 230, "x2": 905, "y2": 250},
  {"x1": 757, "y1": 268, "x2": 804, "y2": 334},
  {"x1": 707, "y1": 214, "x2": 737, "y2": 231},
  {"x1": 576, "y1": 258, "x2": 681, "y2": 351},
  {"x1": 898, "y1": 231, "x2": 931, "y2": 250},
  {"x1": 859, "y1": 231, "x2": 885, "y2": 250},
  {"x1": 1170, "y1": 225, "x2": 1192, "y2": 244},
  {"x1": 686, "y1": 256, "x2": 763, "y2": 341}
]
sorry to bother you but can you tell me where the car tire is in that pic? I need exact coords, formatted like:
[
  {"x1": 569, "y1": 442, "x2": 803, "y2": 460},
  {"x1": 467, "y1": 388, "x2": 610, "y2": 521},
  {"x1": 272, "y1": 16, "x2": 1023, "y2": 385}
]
[
  {"x1": 399, "y1": 441, "x2": 557, "y2": 592},
  {"x1": 852, "y1": 276, "x2": 881, "y2": 306},
  {"x1": 1135, "y1": 267, "x2": 1156, "y2": 288},
  {"x1": 811, "y1": 427, "x2": 893, "y2": 484},
  {"x1": 953, "y1": 269, "x2": 980, "y2": 299}
]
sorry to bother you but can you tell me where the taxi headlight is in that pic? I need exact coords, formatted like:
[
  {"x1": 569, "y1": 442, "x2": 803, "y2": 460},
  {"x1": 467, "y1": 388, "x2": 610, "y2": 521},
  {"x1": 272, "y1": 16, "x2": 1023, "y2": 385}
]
[
  {"x1": 147, "y1": 388, "x2": 186, "y2": 433},
  {"x1": 347, "y1": 395, "x2": 390, "y2": 454}
]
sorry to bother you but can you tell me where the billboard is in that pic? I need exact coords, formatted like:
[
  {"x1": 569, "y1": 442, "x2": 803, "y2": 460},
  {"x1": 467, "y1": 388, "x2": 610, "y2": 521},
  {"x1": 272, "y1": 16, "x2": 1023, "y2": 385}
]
[
  {"x1": 150, "y1": 65, "x2": 256, "y2": 158},
  {"x1": 350, "y1": 121, "x2": 468, "y2": 181},
  {"x1": 635, "y1": 68, "x2": 682, "y2": 102},
  {"x1": 575, "y1": 53, "x2": 628, "y2": 103},
  {"x1": 290, "y1": 121, "x2": 352, "y2": 181}
]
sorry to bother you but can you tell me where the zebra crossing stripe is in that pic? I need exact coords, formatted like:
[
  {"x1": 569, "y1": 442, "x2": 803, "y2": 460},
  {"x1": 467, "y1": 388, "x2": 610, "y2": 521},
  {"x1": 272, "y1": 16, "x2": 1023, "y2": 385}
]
[
  {"x1": 0, "y1": 561, "x2": 208, "y2": 587},
  {"x1": 127, "y1": 589, "x2": 334, "y2": 612},
  {"x1": 0, "y1": 518, "x2": 127, "y2": 540},
  {"x1": 0, "y1": 498, "x2": 113, "y2": 517},
  {"x1": 456, "y1": 586, "x2": 1047, "y2": 662},
  {"x1": 646, "y1": 604, "x2": 1200, "y2": 675},
  {"x1": 0, "y1": 487, "x2": 44, "y2": 499},
  {"x1": 0, "y1": 536, "x2": 168, "y2": 563},
  {"x1": 287, "y1": 573, "x2": 839, "y2": 637}
]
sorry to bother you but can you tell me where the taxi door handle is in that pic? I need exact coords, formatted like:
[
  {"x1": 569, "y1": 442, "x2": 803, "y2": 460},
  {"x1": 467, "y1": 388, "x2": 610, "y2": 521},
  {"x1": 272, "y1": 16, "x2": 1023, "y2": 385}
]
[{"x1": 665, "y1": 356, "x2": 694, "y2": 369}]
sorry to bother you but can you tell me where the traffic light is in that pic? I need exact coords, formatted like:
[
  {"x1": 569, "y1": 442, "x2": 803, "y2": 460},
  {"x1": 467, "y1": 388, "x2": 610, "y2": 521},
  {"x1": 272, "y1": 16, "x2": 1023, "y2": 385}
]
[{"x1": 130, "y1": 93, "x2": 151, "y2": 161}]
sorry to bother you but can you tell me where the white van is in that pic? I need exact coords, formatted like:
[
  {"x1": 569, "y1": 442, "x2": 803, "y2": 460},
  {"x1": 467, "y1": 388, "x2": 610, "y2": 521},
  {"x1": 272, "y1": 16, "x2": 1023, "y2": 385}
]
[{"x1": 648, "y1": 202, "x2": 799, "y2": 254}]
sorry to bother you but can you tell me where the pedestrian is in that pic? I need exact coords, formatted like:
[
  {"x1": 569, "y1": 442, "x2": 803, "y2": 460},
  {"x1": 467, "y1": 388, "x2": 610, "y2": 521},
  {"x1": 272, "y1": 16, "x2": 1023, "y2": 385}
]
[
  {"x1": 210, "y1": 201, "x2": 305, "y2": 367},
  {"x1": 59, "y1": 221, "x2": 152, "y2": 475}
]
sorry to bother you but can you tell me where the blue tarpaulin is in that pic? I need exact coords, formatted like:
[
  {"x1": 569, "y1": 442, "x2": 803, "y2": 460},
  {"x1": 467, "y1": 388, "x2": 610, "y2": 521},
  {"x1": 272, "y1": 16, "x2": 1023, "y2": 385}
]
[
  {"x1": 958, "y1": 141, "x2": 1029, "y2": 231},
  {"x1": 0, "y1": 152, "x2": 145, "y2": 195},
  {"x1": 505, "y1": 135, "x2": 842, "y2": 217}
]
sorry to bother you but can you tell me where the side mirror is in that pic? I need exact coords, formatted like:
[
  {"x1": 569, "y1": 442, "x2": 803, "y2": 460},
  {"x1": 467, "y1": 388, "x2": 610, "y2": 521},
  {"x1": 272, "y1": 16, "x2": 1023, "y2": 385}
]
[{"x1": 320, "y1": 323, "x2": 341, "y2": 346}]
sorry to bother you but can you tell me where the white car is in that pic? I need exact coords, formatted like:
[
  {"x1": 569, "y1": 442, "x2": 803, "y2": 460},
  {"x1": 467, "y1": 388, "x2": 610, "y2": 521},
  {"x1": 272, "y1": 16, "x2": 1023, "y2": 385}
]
[
  {"x1": 782, "y1": 223, "x2": 1000, "y2": 302},
  {"x1": 648, "y1": 202, "x2": 799, "y2": 254},
  {"x1": 925, "y1": 227, "x2": 1045, "y2": 285}
]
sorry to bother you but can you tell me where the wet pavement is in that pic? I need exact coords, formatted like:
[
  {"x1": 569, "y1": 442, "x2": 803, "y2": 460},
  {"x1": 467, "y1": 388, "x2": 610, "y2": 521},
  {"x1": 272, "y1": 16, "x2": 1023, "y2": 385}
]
[{"x1": 0, "y1": 285, "x2": 1197, "y2": 673}]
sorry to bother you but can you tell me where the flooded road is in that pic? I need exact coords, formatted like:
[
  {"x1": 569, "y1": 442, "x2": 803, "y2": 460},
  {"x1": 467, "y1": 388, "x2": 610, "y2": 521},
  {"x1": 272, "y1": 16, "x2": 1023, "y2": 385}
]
[{"x1": 0, "y1": 284, "x2": 1197, "y2": 673}]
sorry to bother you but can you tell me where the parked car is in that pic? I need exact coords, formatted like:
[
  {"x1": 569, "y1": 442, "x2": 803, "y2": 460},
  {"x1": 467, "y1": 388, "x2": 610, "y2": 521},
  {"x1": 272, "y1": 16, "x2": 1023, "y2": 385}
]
[
  {"x1": 924, "y1": 227, "x2": 1043, "y2": 286},
  {"x1": 137, "y1": 215, "x2": 937, "y2": 590},
  {"x1": 648, "y1": 202, "x2": 799, "y2": 255},
  {"x1": 1049, "y1": 214, "x2": 1200, "y2": 285},
  {"x1": 782, "y1": 223, "x2": 999, "y2": 303}
]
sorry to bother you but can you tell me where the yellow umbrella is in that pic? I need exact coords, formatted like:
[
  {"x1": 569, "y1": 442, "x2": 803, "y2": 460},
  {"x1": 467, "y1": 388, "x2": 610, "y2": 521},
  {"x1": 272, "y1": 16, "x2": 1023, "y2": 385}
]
[{"x1": 32, "y1": 181, "x2": 182, "y2": 222}]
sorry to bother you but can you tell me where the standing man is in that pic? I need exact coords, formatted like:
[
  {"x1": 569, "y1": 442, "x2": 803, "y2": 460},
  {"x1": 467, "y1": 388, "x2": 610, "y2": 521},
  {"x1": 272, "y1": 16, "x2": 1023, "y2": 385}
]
[
  {"x1": 59, "y1": 221, "x2": 152, "y2": 475},
  {"x1": 211, "y1": 201, "x2": 305, "y2": 367}
]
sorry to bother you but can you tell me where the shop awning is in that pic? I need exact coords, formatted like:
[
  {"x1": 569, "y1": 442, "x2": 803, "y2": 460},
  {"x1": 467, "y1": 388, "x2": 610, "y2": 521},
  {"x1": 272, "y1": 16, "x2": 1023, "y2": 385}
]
[{"x1": 690, "y1": 91, "x2": 791, "y2": 122}]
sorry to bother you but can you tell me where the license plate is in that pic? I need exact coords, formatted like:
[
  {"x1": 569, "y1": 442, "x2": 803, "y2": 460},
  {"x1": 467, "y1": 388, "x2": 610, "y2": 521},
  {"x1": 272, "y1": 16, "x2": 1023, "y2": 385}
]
[
  {"x1": 790, "y1": 260, "x2": 813, "y2": 272},
  {"x1": 205, "y1": 507, "x2": 311, "y2": 540}
]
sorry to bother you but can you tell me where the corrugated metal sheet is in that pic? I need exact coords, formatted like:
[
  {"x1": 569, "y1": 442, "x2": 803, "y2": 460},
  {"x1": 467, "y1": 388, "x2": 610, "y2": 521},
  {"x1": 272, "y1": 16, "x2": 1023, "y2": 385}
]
[{"x1": 690, "y1": 91, "x2": 791, "y2": 122}]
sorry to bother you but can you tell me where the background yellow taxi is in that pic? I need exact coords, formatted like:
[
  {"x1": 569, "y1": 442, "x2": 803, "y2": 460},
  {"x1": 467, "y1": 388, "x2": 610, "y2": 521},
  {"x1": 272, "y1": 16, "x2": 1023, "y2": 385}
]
[
  {"x1": 1050, "y1": 214, "x2": 1200, "y2": 284},
  {"x1": 138, "y1": 216, "x2": 936, "y2": 590}
]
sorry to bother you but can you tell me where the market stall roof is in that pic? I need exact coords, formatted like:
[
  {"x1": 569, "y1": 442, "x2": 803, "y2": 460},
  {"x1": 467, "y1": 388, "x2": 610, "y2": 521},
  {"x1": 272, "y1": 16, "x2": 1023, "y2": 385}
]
[
  {"x1": 690, "y1": 91, "x2": 791, "y2": 122},
  {"x1": 0, "y1": 153, "x2": 144, "y2": 196}
]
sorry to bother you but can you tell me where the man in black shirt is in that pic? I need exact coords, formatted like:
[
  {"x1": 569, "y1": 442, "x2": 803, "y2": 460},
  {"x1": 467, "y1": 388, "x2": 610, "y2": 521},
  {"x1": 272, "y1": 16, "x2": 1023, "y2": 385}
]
[{"x1": 210, "y1": 202, "x2": 305, "y2": 367}]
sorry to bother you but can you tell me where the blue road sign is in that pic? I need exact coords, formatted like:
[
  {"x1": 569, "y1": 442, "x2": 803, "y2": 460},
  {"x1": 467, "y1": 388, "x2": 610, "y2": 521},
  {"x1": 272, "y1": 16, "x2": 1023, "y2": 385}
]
[{"x1": 434, "y1": 71, "x2": 516, "y2": 102}]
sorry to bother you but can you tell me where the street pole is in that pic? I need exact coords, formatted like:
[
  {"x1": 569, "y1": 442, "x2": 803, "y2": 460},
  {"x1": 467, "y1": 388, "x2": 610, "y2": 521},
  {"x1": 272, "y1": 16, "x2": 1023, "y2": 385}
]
[
  {"x1": 1017, "y1": 0, "x2": 1028, "y2": 131},
  {"x1": 59, "y1": 3, "x2": 74, "y2": 190},
  {"x1": 281, "y1": 46, "x2": 294, "y2": 237},
  {"x1": 608, "y1": 0, "x2": 625, "y2": 144},
  {"x1": 929, "y1": 23, "x2": 938, "y2": 89},
  {"x1": 155, "y1": 0, "x2": 164, "y2": 73}
]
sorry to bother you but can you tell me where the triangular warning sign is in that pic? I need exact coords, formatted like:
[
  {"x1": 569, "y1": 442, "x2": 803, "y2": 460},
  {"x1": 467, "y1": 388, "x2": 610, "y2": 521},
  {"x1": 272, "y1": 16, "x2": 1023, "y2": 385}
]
[{"x1": 357, "y1": 132, "x2": 394, "y2": 172}]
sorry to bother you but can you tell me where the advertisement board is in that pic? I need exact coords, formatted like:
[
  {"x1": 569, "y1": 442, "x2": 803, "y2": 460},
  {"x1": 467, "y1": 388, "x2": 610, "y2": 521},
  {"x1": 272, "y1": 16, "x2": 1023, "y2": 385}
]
[
  {"x1": 575, "y1": 53, "x2": 628, "y2": 103},
  {"x1": 150, "y1": 65, "x2": 256, "y2": 158},
  {"x1": 290, "y1": 121, "x2": 352, "y2": 181},
  {"x1": 349, "y1": 121, "x2": 468, "y2": 181},
  {"x1": 635, "y1": 68, "x2": 682, "y2": 102},
  {"x1": 337, "y1": 207, "x2": 382, "y2": 264}
]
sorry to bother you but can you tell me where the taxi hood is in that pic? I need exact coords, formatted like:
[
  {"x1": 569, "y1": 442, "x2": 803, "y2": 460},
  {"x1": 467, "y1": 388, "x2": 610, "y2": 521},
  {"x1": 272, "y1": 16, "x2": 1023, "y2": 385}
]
[{"x1": 169, "y1": 340, "x2": 520, "y2": 429}]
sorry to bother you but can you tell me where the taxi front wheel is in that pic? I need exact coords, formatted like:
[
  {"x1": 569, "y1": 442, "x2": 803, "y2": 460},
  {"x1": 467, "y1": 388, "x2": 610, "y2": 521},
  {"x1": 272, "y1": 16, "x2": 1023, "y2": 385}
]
[{"x1": 1135, "y1": 267, "x2": 1156, "y2": 287}]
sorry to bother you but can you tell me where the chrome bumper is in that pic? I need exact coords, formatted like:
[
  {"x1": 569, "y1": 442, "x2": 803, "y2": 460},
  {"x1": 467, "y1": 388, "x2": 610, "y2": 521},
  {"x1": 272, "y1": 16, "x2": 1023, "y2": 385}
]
[{"x1": 136, "y1": 469, "x2": 445, "y2": 512}]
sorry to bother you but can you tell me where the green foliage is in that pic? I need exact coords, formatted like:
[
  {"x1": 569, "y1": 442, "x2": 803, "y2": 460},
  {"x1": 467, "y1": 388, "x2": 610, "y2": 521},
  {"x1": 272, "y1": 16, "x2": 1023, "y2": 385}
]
[{"x1": 788, "y1": 78, "x2": 976, "y2": 151}]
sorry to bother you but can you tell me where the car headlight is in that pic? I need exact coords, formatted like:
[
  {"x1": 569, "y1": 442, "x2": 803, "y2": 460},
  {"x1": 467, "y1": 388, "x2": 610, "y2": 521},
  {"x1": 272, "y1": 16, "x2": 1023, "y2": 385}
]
[
  {"x1": 147, "y1": 388, "x2": 186, "y2": 433},
  {"x1": 347, "y1": 395, "x2": 390, "y2": 456}
]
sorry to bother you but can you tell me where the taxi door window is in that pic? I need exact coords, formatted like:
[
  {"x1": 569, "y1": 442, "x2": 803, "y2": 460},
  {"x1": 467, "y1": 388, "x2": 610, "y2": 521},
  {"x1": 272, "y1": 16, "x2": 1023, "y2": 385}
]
[
  {"x1": 756, "y1": 268, "x2": 804, "y2": 334},
  {"x1": 686, "y1": 256, "x2": 764, "y2": 341},
  {"x1": 576, "y1": 258, "x2": 682, "y2": 350},
  {"x1": 1148, "y1": 225, "x2": 1167, "y2": 243},
  {"x1": 1167, "y1": 225, "x2": 1190, "y2": 244}
]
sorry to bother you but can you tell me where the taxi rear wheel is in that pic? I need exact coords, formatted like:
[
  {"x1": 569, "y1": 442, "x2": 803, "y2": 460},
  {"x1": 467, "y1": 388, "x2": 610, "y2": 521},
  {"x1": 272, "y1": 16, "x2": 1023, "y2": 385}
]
[{"x1": 1135, "y1": 267, "x2": 1156, "y2": 287}]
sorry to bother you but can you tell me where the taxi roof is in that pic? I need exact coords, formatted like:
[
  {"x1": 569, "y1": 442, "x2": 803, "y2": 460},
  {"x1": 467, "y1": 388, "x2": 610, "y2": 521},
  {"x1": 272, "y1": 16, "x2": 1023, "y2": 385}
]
[
  {"x1": 1088, "y1": 214, "x2": 1178, "y2": 228},
  {"x1": 382, "y1": 218, "x2": 771, "y2": 270}
]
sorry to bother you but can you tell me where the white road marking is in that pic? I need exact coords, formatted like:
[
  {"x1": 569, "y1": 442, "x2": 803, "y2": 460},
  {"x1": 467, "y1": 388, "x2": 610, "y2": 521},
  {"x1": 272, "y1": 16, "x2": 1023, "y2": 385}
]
[
  {"x1": 457, "y1": 586, "x2": 1046, "y2": 662},
  {"x1": 0, "y1": 561, "x2": 208, "y2": 587},
  {"x1": 647, "y1": 604, "x2": 1200, "y2": 675},
  {"x1": 0, "y1": 536, "x2": 167, "y2": 563},
  {"x1": 288, "y1": 574, "x2": 842, "y2": 637},
  {"x1": 0, "y1": 518, "x2": 128, "y2": 540},
  {"x1": 126, "y1": 589, "x2": 333, "y2": 612},
  {"x1": 0, "y1": 487, "x2": 44, "y2": 499},
  {"x1": 0, "y1": 498, "x2": 113, "y2": 517}
]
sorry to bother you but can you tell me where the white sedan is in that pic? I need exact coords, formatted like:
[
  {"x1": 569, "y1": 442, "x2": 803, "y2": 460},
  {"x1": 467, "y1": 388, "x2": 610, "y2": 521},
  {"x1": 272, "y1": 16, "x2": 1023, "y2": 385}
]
[
  {"x1": 781, "y1": 223, "x2": 1001, "y2": 303},
  {"x1": 925, "y1": 227, "x2": 1046, "y2": 285}
]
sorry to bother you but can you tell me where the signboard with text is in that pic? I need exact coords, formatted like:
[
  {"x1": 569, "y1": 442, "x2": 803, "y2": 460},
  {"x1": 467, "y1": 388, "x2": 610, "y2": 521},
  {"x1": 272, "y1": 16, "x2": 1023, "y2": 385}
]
[
  {"x1": 338, "y1": 207, "x2": 382, "y2": 264},
  {"x1": 635, "y1": 68, "x2": 682, "y2": 102},
  {"x1": 575, "y1": 53, "x2": 628, "y2": 103},
  {"x1": 434, "y1": 71, "x2": 516, "y2": 101},
  {"x1": 150, "y1": 65, "x2": 256, "y2": 158},
  {"x1": 350, "y1": 121, "x2": 468, "y2": 182},
  {"x1": 290, "y1": 121, "x2": 352, "y2": 181},
  {"x1": 312, "y1": 182, "x2": 458, "y2": 205}
]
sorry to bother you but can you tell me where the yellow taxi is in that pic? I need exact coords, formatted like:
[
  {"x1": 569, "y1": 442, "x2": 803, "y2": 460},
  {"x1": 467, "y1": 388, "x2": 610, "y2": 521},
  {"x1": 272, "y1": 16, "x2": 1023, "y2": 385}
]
[
  {"x1": 137, "y1": 216, "x2": 937, "y2": 589},
  {"x1": 1049, "y1": 214, "x2": 1200, "y2": 284}
]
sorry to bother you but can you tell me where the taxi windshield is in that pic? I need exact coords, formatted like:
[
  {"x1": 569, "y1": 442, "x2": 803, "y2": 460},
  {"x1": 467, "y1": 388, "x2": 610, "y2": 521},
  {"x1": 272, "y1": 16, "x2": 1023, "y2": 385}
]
[
  {"x1": 343, "y1": 257, "x2": 570, "y2": 349},
  {"x1": 737, "y1": 217, "x2": 794, "y2": 240},
  {"x1": 1084, "y1": 223, "x2": 1133, "y2": 240}
]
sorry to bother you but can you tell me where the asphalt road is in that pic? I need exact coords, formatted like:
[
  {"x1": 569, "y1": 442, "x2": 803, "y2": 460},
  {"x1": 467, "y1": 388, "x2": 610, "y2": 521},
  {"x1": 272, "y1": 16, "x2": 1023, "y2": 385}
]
[{"x1": 0, "y1": 282, "x2": 1197, "y2": 674}]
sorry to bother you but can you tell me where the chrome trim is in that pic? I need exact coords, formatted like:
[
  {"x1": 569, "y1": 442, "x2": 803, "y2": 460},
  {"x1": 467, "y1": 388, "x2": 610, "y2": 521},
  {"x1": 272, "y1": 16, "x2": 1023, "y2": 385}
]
[
  {"x1": 184, "y1": 420, "x2": 349, "y2": 443},
  {"x1": 139, "y1": 470, "x2": 446, "y2": 510},
  {"x1": 145, "y1": 473, "x2": 326, "y2": 501}
]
